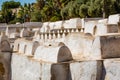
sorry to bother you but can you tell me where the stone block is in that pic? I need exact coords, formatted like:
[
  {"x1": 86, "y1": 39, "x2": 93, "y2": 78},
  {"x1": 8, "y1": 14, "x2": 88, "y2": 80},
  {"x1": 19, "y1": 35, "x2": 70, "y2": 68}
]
[
  {"x1": 41, "y1": 63, "x2": 51, "y2": 80},
  {"x1": 65, "y1": 33, "x2": 101, "y2": 60},
  {"x1": 40, "y1": 22, "x2": 49, "y2": 33},
  {"x1": 25, "y1": 41, "x2": 39, "y2": 56},
  {"x1": 69, "y1": 18, "x2": 82, "y2": 28},
  {"x1": 108, "y1": 14, "x2": 120, "y2": 24},
  {"x1": 54, "y1": 21, "x2": 63, "y2": 29},
  {"x1": 65, "y1": 33, "x2": 120, "y2": 60},
  {"x1": 12, "y1": 53, "x2": 41, "y2": 80},
  {"x1": 51, "y1": 63, "x2": 72, "y2": 80},
  {"x1": 33, "y1": 31, "x2": 40, "y2": 41},
  {"x1": 34, "y1": 45, "x2": 73, "y2": 63},
  {"x1": 48, "y1": 22, "x2": 55, "y2": 31},
  {"x1": 84, "y1": 33, "x2": 120, "y2": 59},
  {"x1": 0, "y1": 35, "x2": 12, "y2": 52},
  {"x1": 18, "y1": 41, "x2": 27, "y2": 54},
  {"x1": 70, "y1": 60, "x2": 102, "y2": 80},
  {"x1": 98, "y1": 19, "x2": 108, "y2": 24},
  {"x1": 103, "y1": 58, "x2": 120, "y2": 80},
  {"x1": 24, "y1": 22, "x2": 42, "y2": 28},
  {"x1": 13, "y1": 39, "x2": 22, "y2": 52},
  {"x1": 20, "y1": 28, "x2": 30, "y2": 37},
  {"x1": 63, "y1": 20, "x2": 70, "y2": 29},
  {"x1": 65, "y1": 33, "x2": 85, "y2": 60},
  {"x1": 84, "y1": 21, "x2": 97, "y2": 35},
  {"x1": 95, "y1": 23, "x2": 107, "y2": 35},
  {"x1": 9, "y1": 33, "x2": 16, "y2": 38},
  {"x1": 63, "y1": 18, "x2": 82, "y2": 29},
  {"x1": 83, "y1": 19, "x2": 118, "y2": 35},
  {"x1": 83, "y1": 35, "x2": 102, "y2": 60},
  {"x1": 12, "y1": 53, "x2": 72, "y2": 80},
  {"x1": 9, "y1": 32, "x2": 20, "y2": 38},
  {"x1": 118, "y1": 22, "x2": 120, "y2": 32},
  {"x1": 107, "y1": 24, "x2": 118, "y2": 33},
  {"x1": 100, "y1": 34, "x2": 120, "y2": 58}
]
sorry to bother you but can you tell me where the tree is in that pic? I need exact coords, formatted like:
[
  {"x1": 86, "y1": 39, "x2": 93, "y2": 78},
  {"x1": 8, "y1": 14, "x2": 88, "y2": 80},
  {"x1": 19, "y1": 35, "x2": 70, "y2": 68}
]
[
  {"x1": 79, "y1": 4, "x2": 88, "y2": 18},
  {"x1": 88, "y1": 0, "x2": 102, "y2": 17},
  {"x1": 1, "y1": 0, "x2": 120, "y2": 23},
  {"x1": 31, "y1": 10, "x2": 42, "y2": 22},
  {"x1": 16, "y1": 3, "x2": 34, "y2": 23},
  {"x1": 1, "y1": 1, "x2": 20, "y2": 23}
]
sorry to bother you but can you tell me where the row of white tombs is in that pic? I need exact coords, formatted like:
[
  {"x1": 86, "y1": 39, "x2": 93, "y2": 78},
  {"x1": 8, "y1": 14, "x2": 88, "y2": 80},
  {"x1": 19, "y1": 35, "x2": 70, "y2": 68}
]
[
  {"x1": 1, "y1": 31, "x2": 120, "y2": 80},
  {"x1": 1, "y1": 14, "x2": 120, "y2": 80}
]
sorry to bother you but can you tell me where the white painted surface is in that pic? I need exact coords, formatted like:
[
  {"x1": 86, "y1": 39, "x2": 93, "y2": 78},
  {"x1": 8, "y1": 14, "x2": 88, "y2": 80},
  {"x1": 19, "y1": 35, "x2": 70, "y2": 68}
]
[
  {"x1": 34, "y1": 45, "x2": 72, "y2": 63},
  {"x1": 84, "y1": 21, "x2": 97, "y2": 35},
  {"x1": 12, "y1": 54, "x2": 41, "y2": 80},
  {"x1": 65, "y1": 33, "x2": 102, "y2": 60},
  {"x1": 65, "y1": 33, "x2": 84, "y2": 60},
  {"x1": 104, "y1": 59, "x2": 120, "y2": 80},
  {"x1": 63, "y1": 20, "x2": 70, "y2": 28},
  {"x1": 54, "y1": 21, "x2": 63, "y2": 29},
  {"x1": 18, "y1": 41, "x2": 27, "y2": 54},
  {"x1": 83, "y1": 36, "x2": 101, "y2": 60},
  {"x1": 108, "y1": 14, "x2": 120, "y2": 24},
  {"x1": 13, "y1": 38, "x2": 27, "y2": 52},
  {"x1": 33, "y1": 31, "x2": 40, "y2": 41},
  {"x1": 25, "y1": 41, "x2": 34, "y2": 56},
  {"x1": 70, "y1": 61, "x2": 102, "y2": 80},
  {"x1": 98, "y1": 19, "x2": 108, "y2": 24},
  {"x1": 63, "y1": 18, "x2": 82, "y2": 29},
  {"x1": 81, "y1": 18, "x2": 85, "y2": 28},
  {"x1": 69, "y1": 18, "x2": 81, "y2": 28},
  {"x1": 34, "y1": 46, "x2": 60, "y2": 63},
  {"x1": 20, "y1": 28, "x2": 30, "y2": 37},
  {"x1": 9, "y1": 33, "x2": 16, "y2": 38},
  {"x1": 40, "y1": 22, "x2": 49, "y2": 32},
  {"x1": 48, "y1": 22, "x2": 55, "y2": 30},
  {"x1": 25, "y1": 41, "x2": 39, "y2": 56},
  {"x1": 96, "y1": 23, "x2": 107, "y2": 35},
  {"x1": 41, "y1": 63, "x2": 51, "y2": 80}
]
